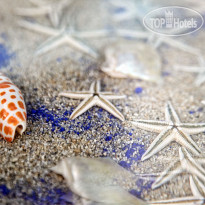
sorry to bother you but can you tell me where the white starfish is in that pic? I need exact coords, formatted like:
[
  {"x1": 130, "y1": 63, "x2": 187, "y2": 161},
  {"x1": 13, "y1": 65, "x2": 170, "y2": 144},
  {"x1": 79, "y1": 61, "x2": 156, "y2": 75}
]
[
  {"x1": 175, "y1": 56, "x2": 205, "y2": 86},
  {"x1": 149, "y1": 196, "x2": 204, "y2": 205},
  {"x1": 15, "y1": 0, "x2": 73, "y2": 27},
  {"x1": 18, "y1": 20, "x2": 110, "y2": 58},
  {"x1": 109, "y1": 29, "x2": 200, "y2": 55},
  {"x1": 152, "y1": 147, "x2": 205, "y2": 189},
  {"x1": 149, "y1": 148, "x2": 205, "y2": 205},
  {"x1": 147, "y1": 34, "x2": 200, "y2": 55},
  {"x1": 59, "y1": 80, "x2": 125, "y2": 121},
  {"x1": 149, "y1": 176, "x2": 205, "y2": 205},
  {"x1": 131, "y1": 101, "x2": 205, "y2": 161}
]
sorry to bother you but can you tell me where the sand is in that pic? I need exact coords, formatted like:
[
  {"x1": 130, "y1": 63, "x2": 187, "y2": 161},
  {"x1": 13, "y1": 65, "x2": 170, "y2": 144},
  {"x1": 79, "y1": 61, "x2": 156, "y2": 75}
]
[{"x1": 0, "y1": 0, "x2": 205, "y2": 204}]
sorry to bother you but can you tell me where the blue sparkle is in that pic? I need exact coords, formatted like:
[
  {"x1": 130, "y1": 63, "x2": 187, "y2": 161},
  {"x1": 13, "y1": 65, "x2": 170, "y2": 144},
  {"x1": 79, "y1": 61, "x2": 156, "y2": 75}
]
[
  {"x1": 119, "y1": 161, "x2": 131, "y2": 169},
  {"x1": 114, "y1": 7, "x2": 127, "y2": 13},
  {"x1": 56, "y1": 57, "x2": 62, "y2": 62},
  {"x1": 189, "y1": 110, "x2": 195, "y2": 114},
  {"x1": 162, "y1": 71, "x2": 171, "y2": 76},
  {"x1": 197, "y1": 107, "x2": 203, "y2": 112},
  {"x1": 0, "y1": 44, "x2": 14, "y2": 68},
  {"x1": 129, "y1": 179, "x2": 153, "y2": 199},
  {"x1": 135, "y1": 87, "x2": 143, "y2": 94},
  {"x1": 105, "y1": 135, "x2": 112, "y2": 141},
  {"x1": 0, "y1": 185, "x2": 10, "y2": 196}
]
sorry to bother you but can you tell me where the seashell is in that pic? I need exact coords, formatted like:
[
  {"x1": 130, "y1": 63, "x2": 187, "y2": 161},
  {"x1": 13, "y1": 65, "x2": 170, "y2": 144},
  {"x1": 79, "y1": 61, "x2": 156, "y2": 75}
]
[
  {"x1": 101, "y1": 41, "x2": 162, "y2": 83},
  {"x1": 51, "y1": 157, "x2": 147, "y2": 205},
  {"x1": 0, "y1": 73, "x2": 26, "y2": 142}
]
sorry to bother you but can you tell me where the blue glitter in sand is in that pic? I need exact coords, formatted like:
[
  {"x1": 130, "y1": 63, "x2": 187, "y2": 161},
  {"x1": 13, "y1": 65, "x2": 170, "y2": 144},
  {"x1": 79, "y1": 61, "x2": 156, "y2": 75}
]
[
  {"x1": 197, "y1": 107, "x2": 203, "y2": 112},
  {"x1": 27, "y1": 103, "x2": 70, "y2": 133},
  {"x1": 56, "y1": 57, "x2": 62, "y2": 62},
  {"x1": 162, "y1": 71, "x2": 171, "y2": 76},
  {"x1": 0, "y1": 44, "x2": 14, "y2": 68},
  {"x1": 114, "y1": 7, "x2": 127, "y2": 13},
  {"x1": 1, "y1": 181, "x2": 72, "y2": 204},
  {"x1": 0, "y1": 185, "x2": 10, "y2": 196},
  {"x1": 135, "y1": 87, "x2": 143, "y2": 94},
  {"x1": 27, "y1": 102, "x2": 149, "y2": 199},
  {"x1": 129, "y1": 179, "x2": 153, "y2": 199},
  {"x1": 189, "y1": 110, "x2": 195, "y2": 114}
]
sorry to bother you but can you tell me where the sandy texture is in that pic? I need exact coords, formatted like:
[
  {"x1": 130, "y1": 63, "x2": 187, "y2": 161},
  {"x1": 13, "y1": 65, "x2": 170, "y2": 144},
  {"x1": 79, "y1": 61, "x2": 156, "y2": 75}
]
[{"x1": 0, "y1": 0, "x2": 205, "y2": 204}]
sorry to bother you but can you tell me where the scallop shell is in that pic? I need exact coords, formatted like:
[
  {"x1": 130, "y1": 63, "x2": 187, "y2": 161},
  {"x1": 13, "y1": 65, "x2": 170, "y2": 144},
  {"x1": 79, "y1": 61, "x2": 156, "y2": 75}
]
[
  {"x1": 101, "y1": 41, "x2": 162, "y2": 83},
  {"x1": 0, "y1": 73, "x2": 26, "y2": 142}
]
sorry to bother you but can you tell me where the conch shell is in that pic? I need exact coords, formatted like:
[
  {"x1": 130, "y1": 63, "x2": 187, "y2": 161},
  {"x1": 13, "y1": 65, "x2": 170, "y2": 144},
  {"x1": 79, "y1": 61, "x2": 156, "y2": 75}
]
[
  {"x1": 51, "y1": 157, "x2": 148, "y2": 205},
  {"x1": 0, "y1": 73, "x2": 26, "y2": 142}
]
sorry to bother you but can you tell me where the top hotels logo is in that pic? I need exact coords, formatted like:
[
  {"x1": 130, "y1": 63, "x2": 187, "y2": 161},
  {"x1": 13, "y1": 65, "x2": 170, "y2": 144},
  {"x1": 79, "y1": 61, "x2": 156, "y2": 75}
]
[{"x1": 143, "y1": 7, "x2": 204, "y2": 36}]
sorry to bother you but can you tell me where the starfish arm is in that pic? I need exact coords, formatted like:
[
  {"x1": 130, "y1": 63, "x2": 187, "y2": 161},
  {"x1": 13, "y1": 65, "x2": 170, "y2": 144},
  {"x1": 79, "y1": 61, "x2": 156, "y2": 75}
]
[
  {"x1": 29, "y1": 0, "x2": 45, "y2": 6},
  {"x1": 180, "y1": 148, "x2": 205, "y2": 183},
  {"x1": 35, "y1": 33, "x2": 68, "y2": 55},
  {"x1": 195, "y1": 73, "x2": 205, "y2": 86},
  {"x1": 48, "y1": 11, "x2": 59, "y2": 28},
  {"x1": 179, "y1": 123, "x2": 205, "y2": 134},
  {"x1": 76, "y1": 30, "x2": 111, "y2": 38},
  {"x1": 101, "y1": 93, "x2": 126, "y2": 100},
  {"x1": 115, "y1": 29, "x2": 150, "y2": 39},
  {"x1": 65, "y1": 35, "x2": 98, "y2": 58},
  {"x1": 17, "y1": 20, "x2": 59, "y2": 36},
  {"x1": 197, "y1": 158, "x2": 205, "y2": 165},
  {"x1": 174, "y1": 65, "x2": 203, "y2": 73},
  {"x1": 152, "y1": 160, "x2": 183, "y2": 189},
  {"x1": 89, "y1": 81, "x2": 100, "y2": 93},
  {"x1": 15, "y1": 6, "x2": 50, "y2": 16},
  {"x1": 97, "y1": 96, "x2": 125, "y2": 121},
  {"x1": 142, "y1": 128, "x2": 174, "y2": 161},
  {"x1": 59, "y1": 92, "x2": 92, "y2": 99},
  {"x1": 190, "y1": 176, "x2": 205, "y2": 198},
  {"x1": 70, "y1": 96, "x2": 96, "y2": 120},
  {"x1": 35, "y1": 33, "x2": 98, "y2": 58},
  {"x1": 131, "y1": 120, "x2": 169, "y2": 133},
  {"x1": 149, "y1": 197, "x2": 204, "y2": 205},
  {"x1": 176, "y1": 129, "x2": 201, "y2": 155},
  {"x1": 165, "y1": 101, "x2": 180, "y2": 124},
  {"x1": 159, "y1": 37, "x2": 200, "y2": 55}
]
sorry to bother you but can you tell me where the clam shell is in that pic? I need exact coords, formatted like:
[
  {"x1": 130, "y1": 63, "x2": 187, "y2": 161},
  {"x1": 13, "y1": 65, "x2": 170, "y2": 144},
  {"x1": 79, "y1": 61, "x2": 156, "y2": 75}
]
[{"x1": 102, "y1": 41, "x2": 162, "y2": 83}]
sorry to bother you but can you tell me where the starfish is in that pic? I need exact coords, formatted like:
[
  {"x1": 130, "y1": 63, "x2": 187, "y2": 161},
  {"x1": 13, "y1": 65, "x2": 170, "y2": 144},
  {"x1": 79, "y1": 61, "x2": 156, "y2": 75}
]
[
  {"x1": 15, "y1": 0, "x2": 73, "y2": 27},
  {"x1": 152, "y1": 147, "x2": 205, "y2": 189},
  {"x1": 147, "y1": 34, "x2": 200, "y2": 55},
  {"x1": 131, "y1": 101, "x2": 205, "y2": 161},
  {"x1": 175, "y1": 56, "x2": 205, "y2": 86},
  {"x1": 149, "y1": 196, "x2": 204, "y2": 205},
  {"x1": 108, "y1": 29, "x2": 200, "y2": 55},
  {"x1": 148, "y1": 148, "x2": 205, "y2": 205},
  {"x1": 59, "y1": 80, "x2": 125, "y2": 121},
  {"x1": 18, "y1": 20, "x2": 110, "y2": 58},
  {"x1": 149, "y1": 174, "x2": 205, "y2": 205}
]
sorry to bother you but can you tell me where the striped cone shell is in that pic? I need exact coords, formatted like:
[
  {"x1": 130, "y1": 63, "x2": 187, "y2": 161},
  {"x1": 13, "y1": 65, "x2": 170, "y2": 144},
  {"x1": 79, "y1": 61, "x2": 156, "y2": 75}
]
[{"x1": 0, "y1": 73, "x2": 26, "y2": 142}]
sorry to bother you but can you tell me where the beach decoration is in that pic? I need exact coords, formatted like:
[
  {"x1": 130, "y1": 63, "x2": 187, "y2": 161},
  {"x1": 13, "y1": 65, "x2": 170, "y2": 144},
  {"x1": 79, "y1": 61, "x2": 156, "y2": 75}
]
[
  {"x1": 101, "y1": 41, "x2": 162, "y2": 83},
  {"x1": 15, "y1": 0, "x2": 74, "y2": 28},
  {"x1": 131, "y1": 101, "x2": 205, "y2": 161},
  {"x1": 149, "y1": 148, "x2": 205, "y2": 205},
  {"x1": 0, "y1": 73, "x2": 26, "y2": 142},
  {"x1": 59, "y1": 80, "x2": 125, "y2": 121},
  {"x1": 51, "y1": 157, "x2": 147, "y2": 205},
  {"x1": 175, "y1": 55, "x2": 205, "y2": 86}
]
